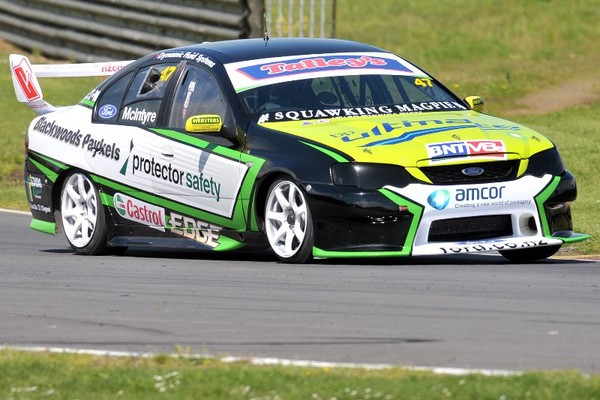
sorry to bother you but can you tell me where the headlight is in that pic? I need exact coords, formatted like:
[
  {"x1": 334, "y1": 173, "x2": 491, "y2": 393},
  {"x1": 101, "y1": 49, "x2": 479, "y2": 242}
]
[
  {"x1": 331, "y1": 163, "x2": 416, "y2": 190},
  {"x1": 525, "y1": 147, "x2": 565, "y2": 177}
]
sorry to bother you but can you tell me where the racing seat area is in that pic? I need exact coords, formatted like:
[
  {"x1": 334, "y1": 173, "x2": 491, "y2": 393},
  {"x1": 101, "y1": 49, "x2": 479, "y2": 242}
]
[
  {"x1": 240, "y1": 78, "x2": 331, "y2": 114},
  {"x1": 139, "y1": 68, "x2": 161, "y2": 95}
]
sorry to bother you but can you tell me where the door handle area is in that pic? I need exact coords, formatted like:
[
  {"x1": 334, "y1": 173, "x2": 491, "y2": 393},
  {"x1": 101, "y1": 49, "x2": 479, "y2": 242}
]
[{"x1": 159, "y1": 147, "x2": 174, "y2": 159}]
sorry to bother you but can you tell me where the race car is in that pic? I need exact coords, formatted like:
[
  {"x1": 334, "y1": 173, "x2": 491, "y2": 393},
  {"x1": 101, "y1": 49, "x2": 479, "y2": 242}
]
[{"x1": 11, "y1": 37, "x2": 588, "y2": 263}]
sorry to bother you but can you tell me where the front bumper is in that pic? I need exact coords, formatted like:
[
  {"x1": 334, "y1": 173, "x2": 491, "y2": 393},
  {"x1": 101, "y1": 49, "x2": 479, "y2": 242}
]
[{"x1": 307, "y1": 171, "x2": 585, "y2": 257}]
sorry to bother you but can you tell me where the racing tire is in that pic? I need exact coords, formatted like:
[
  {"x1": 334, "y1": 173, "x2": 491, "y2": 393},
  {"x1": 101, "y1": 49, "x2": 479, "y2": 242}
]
[
  {"x1": 60, "y1": 172, "x2": 108, "y2": 255},
  {"x1": 499, "y1": 244, "x2": 562, "y2": 263},
  {"x1": 264, "y1": 178, "x2": 314, "y2": 263}
]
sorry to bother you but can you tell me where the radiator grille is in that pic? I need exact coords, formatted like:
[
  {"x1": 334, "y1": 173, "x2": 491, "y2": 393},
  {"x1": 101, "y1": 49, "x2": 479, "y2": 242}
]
[
  {"x1": 428, "y1": 215, "x2": 513, "y2": 242},
  {"x1": 420, "y1": 160, "x2": 519, "y2": 185}
]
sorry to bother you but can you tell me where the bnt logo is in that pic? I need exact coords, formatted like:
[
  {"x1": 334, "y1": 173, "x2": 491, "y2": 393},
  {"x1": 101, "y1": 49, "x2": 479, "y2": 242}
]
[
  {"x1": 427, "y1": 140, "x2": 505, "y2": 160},
  {"x1": 12, "y1": 58, "x2": 41, "y2": 102}
]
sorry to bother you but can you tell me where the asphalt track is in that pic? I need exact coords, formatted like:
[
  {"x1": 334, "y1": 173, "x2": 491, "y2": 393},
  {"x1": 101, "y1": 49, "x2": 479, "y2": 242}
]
[{"x1": 1, "y1": 210, "x2": 599, "y2": 373}]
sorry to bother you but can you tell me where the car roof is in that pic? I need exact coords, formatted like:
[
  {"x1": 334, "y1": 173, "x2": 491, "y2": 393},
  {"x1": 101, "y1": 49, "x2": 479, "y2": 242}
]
[{"x1": 163, "y1": 38, "x2": 388, "y2": 64}]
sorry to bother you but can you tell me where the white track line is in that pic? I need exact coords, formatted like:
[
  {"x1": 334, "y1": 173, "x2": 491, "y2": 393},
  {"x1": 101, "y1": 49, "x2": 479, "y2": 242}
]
[
  {"x1": 0, "y1": 345, "x2": 521, "y2": 376},
  {"x1": 0, "y1": 208, "x2": 29, "y2": 215}
]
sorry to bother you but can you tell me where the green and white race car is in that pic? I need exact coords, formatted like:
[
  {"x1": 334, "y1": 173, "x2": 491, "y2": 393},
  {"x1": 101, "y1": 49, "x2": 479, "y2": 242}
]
[{"x1": 11, "y1": 38, "x2": 588, "y2": 263}]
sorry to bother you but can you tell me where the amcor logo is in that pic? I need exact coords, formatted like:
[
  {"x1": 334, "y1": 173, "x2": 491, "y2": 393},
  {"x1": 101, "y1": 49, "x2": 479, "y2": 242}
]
[
  {"x1": 456, "y1": 185, "x2": 505, "y2": 201},
  {"x1": 114, "y1": 193, "x2": 165, "y2": 231},
  {"x1": 427, "y1": 190, "x2": 450, "y2": 210}
]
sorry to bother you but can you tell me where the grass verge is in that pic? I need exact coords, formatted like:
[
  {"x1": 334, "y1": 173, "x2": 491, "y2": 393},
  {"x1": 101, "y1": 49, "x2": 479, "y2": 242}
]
[{"x1": 2, "y1": 350, "x2": 600, "y2": 399}]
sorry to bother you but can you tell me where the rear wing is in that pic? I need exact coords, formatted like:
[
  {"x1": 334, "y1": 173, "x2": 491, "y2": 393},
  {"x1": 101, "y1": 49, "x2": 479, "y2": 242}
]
[{"x1": 9, "y1": 54, "x2": 134, "y2": 115}]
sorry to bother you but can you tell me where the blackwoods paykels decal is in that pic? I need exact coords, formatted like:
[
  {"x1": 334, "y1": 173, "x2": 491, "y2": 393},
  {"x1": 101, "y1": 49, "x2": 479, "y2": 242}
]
[{"x1": 33, "y1": 117, "x2": 120, "y2": 160}]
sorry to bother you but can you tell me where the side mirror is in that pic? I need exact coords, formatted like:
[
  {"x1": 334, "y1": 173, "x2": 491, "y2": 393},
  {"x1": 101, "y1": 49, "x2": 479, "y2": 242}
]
[
  {"x1": 185, "y1": 115, "x2": 223, "y2": 133},
  {"x1": 464, "y1": 96, "x2": 484, "y2": 112}
]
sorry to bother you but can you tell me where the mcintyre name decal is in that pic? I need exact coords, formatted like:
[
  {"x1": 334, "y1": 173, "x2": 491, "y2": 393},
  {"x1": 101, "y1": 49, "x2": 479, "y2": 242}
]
[
  {"x1": 121, "y1": 106, "x2": 157, "y2": 125},
  {"x1": 33, "y1": 117, "x2": 120, "y2": 160}
]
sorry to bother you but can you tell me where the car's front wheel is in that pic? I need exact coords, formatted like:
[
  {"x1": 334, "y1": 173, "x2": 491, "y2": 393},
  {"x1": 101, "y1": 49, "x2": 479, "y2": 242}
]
[
  {"x1": 264, "y1": 178, "x2": 314, "y2": 263},
  {"x1": 499, "y1": 244, "x2": 562, "y2": 263},
  {"x1": 60, "y1": 172, "x2": 108, "y2": 255}
]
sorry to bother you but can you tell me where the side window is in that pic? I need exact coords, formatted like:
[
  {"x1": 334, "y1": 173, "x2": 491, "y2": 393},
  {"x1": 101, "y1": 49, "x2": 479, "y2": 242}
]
[
  {"x1": 118, "y1": 63, "x2": 178, "y2": 127},
  {"x1": 168, "y1": 65, "x2": 229, "y2": 130},
  {"x1": 94, "y1": 71, "x2": 134, "y2": 123}
]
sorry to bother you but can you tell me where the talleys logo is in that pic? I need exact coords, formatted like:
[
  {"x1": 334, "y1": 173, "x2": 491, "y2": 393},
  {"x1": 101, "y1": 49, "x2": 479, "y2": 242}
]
[
  {"x1": 114, "y1": 193, "x2": 165, "y2": 231},
  {"x1": 259, "y1": 56, "x2": 388, "y2": 75},
  {"x1": 238, "y1": 54, "x2": 412, "y2": 80}
]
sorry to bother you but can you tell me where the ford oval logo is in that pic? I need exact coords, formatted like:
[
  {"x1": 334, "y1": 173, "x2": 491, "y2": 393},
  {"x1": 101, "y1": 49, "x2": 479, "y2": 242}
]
[
  {"x1": 98, "y1": 104, "x2": 117, "y2": 119},
  {"x1": 462, "y1": 166, "x2": 485, "y2": 177}
]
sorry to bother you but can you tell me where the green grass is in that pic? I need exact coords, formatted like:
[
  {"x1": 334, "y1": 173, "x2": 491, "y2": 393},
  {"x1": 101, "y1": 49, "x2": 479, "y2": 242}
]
[
  {"x1": 2, "y1": 350, "x2": 600, "y2": 399},
  {"x1": 513, "y1": 103, "x2": 600, "y2": 255},
  {"x1": 336, "y1": 0, "x2": 600, "y2": 112}
]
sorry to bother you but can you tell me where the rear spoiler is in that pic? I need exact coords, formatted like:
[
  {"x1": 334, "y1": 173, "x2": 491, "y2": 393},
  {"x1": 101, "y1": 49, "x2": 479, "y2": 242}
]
[{"x1": 9, "y1": 54, "x2": 134, "y2": 115}]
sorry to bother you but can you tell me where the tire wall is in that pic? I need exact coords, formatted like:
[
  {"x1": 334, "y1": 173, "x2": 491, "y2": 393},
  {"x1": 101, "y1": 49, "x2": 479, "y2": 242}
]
[{"x1": 0, "y1": 0, "x2": 264, "y2": 61}]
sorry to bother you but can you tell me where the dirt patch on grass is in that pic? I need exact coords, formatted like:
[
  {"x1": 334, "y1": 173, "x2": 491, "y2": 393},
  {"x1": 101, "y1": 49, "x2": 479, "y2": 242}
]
[
  {"x1": 0, "y1": 40, "x2": 22, "y2": 55},
  {"x1": 505, "y1": 77, "x2": 600, "y2": 116}
]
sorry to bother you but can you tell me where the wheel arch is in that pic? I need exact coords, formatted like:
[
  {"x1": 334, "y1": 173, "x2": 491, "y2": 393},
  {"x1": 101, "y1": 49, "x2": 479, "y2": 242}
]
[
  {"x1": 51, "y1": 168, "x2": 116, "y2": 231},
  {"x1": 253, "y1": 170, "x2": 294, "y2": 229}
]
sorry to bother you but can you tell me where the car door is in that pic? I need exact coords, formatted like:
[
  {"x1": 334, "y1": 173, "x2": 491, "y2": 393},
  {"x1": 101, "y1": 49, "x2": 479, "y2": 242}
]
[
  {"x1": 154, "y1": 63, "x2": 250, "y2": 231},
  {"x1": 91, "y1": 62, "x2": 180, "y2": 231}
]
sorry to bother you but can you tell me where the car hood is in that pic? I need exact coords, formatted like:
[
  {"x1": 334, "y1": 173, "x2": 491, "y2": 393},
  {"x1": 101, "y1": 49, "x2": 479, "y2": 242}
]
[{"x1": 258, "y1": 111, "x2": 555, "y2": 166}]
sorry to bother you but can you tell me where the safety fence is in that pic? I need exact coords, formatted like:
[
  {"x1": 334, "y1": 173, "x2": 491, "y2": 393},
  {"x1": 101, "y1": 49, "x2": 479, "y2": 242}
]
[
  {"x1": 0, "y1": 0, "x2": 334, "y2": 62},
  {"x1": 265, "y1": 0, "x2": 335, "y2": 38},
  {"x1": 0, "y1": 0, "x2": 261, "y2": 61}
]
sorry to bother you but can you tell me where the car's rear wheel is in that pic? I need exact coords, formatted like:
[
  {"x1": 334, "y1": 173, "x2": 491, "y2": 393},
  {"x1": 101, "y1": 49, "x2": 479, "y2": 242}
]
[
  {"x1": 499, "y1": 244, "x2": 562, "y2": 263},
  {"x1": 264, "y1": 178, "x2": 313, "y2": 263},
  {"x1": 60, "y1": 172, "x2": 108, "y2": 255}
]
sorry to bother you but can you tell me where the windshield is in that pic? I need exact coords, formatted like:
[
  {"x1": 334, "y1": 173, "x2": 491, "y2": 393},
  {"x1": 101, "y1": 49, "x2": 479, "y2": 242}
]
[
  {"x1": 225, "y1": 52, "x2": 466, "y2": 122},
  {"x1": 239, "y1": 73, "x2": 461, "y2": 117}
]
